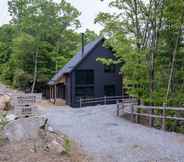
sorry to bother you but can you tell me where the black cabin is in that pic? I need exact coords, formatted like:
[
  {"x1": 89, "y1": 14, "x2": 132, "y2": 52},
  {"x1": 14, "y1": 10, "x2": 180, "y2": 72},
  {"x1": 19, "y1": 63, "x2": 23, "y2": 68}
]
[{"x1": 47, "y1": 37, "x2": 122, "y2": 107}]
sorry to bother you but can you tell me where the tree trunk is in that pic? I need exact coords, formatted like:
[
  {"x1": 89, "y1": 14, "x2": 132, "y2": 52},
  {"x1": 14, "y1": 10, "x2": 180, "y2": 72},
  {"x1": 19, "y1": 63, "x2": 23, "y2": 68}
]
[
  {"x1": 165, "y1": 30, "x2": 181, "y2": 104},
  {"x1": 31, "y1": 49, "x2": 38, "y2": 93}
]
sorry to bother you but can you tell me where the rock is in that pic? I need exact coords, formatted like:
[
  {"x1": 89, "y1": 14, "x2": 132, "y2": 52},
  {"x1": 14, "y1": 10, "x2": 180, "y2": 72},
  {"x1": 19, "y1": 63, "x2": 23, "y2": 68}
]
[
  {"x1": 0, "y1": 95, "x2": 11, "y2": 111},
  {"x1": 3, "y1": 116, "x2": 47, "y2": 142},
  {"x1": 48, "y1": 126, "x2": 54, "y2": 133},
  {"x1": 6, "y1": 114, "x2": 17, "y2": 122},
  {"x1": 47, "y1": 139, "x2": 65, "y2": 154}
]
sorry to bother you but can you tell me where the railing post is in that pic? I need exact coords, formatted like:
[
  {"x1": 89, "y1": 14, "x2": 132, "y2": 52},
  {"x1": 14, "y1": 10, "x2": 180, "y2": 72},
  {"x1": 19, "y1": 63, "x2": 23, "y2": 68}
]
[
  {"x1": 116, "y1": 100, "x2": 120, "y2": 116},
  {"x1": 135, "y1": 106, "x2": 139, "y2": 123},
  {"x1": 162, "y1": 103, "x2": 166, "y2": 130},
  {"x1": 149, "y1": 108, "x2": 154, "y2": 127},
  {"x1": 104, "y1": 96, "x2": 106, "y2": 105},
  {"x1": 131, "y1": 104, "x2": 134, "y2": 122},
  {"x1": 80, "y1": 98, "x2": 82, "y2": 108}
]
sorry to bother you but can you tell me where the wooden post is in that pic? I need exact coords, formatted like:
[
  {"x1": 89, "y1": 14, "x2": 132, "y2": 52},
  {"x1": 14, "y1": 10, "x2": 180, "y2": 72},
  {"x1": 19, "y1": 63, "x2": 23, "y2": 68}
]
[
  {"x1": 116, "y1": 103, "x2": 120, "y2": 117},
  {"x1": 162, "y1": 103, "x2": 166, "y2": 130},
  {"x1": 54, "y1": 84, "x2": 57, "y2": 104},
  {"x1": 49, "y1": 87, "x2": 51, "y2": 101},
  {"x1": 51, "y1": 87, "x2": 53, "y2": 100},
  {"x1": 135, "y1": 106, "x2": 139, "y2": 123},
  {"x1": 136, "y1": 98, "x2": 141, "y2": 123},
  {"x1": 104, "y1": 96, "x2": 107, "y2": 105},
  {"x1": 131, "y1": 104, "x2": 134, "y2": 122},
  {"x1": 149, "y1": 108, "x2": 154, "y2": 127},
  {"x1": 80, "y1": 98, "x2": 82, "y2": 108}
]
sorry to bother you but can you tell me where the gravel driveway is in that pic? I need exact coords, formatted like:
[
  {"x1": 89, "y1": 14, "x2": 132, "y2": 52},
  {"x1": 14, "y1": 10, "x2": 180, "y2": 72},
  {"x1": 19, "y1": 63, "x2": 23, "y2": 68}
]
[{"x1": 44, "y1": 105, "x2": 184, "y2": 162}]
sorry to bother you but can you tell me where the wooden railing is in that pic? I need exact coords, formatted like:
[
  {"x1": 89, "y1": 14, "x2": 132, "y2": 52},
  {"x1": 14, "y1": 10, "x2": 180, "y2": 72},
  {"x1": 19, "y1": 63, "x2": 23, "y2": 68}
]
[
  {"x1": 79, "y1": 96, "x2": 137, "y2": 107},
  {"x1": 117, "y1": 104, "x2": 184, "y2": 130}
]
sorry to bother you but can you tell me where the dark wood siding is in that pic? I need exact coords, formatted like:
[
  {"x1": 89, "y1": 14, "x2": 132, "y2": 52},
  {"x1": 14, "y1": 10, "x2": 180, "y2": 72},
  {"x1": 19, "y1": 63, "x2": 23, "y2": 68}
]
[{"x1": 71, "y1": 40, "x2": 122, "y2": 107}]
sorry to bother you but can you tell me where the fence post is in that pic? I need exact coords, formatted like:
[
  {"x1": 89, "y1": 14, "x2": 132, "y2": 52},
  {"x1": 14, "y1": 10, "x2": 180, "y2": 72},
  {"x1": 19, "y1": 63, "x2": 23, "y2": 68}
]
[
  {"x1": 131, "y1": 104, "x2": 134, "y2": 122},
  {"x1": 116, "y1": 100, "x2": 120, "y2": 116},
  {"x1": 149, "y1": 108, "x2": 154, "y2": 127},
  {"x1": 80, "y1": 98, "x2": 82, "y2": 108},
  {"x1": 104, "y1": 96, "x2": 106, "y2": 105},
  {"x1": 162, "y1": 103, "x2": 166, "y2": 130},
  {"x1": 135, "y1": 106, "x2": 139, "y2": 123}
]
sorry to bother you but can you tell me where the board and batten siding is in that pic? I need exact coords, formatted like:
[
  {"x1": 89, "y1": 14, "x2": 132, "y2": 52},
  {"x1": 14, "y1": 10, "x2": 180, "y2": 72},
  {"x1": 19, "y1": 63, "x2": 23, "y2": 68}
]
[{"x1": 71, "y1": 40, "x2": 122, "y2": 107}]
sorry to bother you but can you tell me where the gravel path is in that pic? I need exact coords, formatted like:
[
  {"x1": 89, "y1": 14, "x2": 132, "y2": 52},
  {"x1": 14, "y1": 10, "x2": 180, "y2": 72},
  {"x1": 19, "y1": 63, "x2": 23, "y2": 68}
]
[{"x1": 44, "y1": 105, "x2": 184, "y2": 162}]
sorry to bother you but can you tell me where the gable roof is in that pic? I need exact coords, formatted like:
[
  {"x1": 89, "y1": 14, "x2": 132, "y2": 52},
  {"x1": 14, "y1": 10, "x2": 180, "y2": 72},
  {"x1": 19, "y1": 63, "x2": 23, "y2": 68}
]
[{"x1": 48, "y1": 37, "x2": 104, "y2": 85}]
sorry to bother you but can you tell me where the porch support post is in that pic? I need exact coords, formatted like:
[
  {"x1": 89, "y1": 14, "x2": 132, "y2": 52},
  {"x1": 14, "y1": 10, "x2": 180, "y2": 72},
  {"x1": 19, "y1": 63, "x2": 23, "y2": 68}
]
[
  {"x1": 54, "y1": 83, "x2": 57, "y2": 104},
  {"x1": 49, "y1": 86, "x2": 51, "y2": 101}
]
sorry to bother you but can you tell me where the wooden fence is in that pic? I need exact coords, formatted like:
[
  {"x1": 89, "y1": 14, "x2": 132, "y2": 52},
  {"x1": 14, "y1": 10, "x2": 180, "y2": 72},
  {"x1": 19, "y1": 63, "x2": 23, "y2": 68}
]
[
  {"x1": 117, "y1": 103, "x2": 184, "y2": 130},
  {"x1": 79, "y1": 96, "x2": 137, "y2": 107},
  {"x1": 14, "y1": 93, "x2": 42, "y2": 117}
]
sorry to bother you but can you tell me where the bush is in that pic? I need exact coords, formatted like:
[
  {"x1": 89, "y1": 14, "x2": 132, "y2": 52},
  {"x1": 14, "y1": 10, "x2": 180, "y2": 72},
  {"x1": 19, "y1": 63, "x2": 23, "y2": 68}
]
[
  {"x1": 0, "y1": 112, "x2": 8, "y2": 144},
  {"x1": 0, "y1": 112, "x2": 7, "y2": 130}
]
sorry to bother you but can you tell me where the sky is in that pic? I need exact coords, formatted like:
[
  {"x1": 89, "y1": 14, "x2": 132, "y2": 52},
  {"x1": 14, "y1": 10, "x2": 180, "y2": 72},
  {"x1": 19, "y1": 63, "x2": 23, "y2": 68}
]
[{"x1": 0, "y1": 0, "x2": 112, "y2": 33}]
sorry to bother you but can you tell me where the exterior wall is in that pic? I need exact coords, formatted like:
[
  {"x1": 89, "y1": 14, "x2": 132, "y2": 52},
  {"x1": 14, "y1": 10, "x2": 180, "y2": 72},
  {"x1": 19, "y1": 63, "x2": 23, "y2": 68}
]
[{"x1": 71, "y1": 40, "x2": 122, "y2": 107}]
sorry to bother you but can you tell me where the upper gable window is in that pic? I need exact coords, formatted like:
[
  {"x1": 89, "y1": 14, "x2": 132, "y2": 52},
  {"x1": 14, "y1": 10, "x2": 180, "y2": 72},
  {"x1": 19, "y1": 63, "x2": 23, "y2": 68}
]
[
  {"x1": 104, "y1": 64, "x2": 115, "y2": 73},
  {"x1": 75, "y1": 70, "x2": 94, "y2": 85}
]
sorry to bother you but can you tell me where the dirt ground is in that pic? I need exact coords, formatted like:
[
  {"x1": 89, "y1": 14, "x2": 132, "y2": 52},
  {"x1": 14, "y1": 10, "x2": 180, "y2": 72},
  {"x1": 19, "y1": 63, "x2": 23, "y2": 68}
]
[{"x1": 0, "y1": 134, "x2": 92, "y2": 162}]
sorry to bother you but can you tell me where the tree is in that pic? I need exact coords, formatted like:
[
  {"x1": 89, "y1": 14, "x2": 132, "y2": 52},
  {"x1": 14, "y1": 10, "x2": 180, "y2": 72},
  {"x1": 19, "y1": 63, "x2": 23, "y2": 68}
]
[
  {"x1": 0, "y1": 0, "x2": 81, "y2": 91},
  {"x1": 96, "y1": 0, "x2": 184, "y2": 106}
]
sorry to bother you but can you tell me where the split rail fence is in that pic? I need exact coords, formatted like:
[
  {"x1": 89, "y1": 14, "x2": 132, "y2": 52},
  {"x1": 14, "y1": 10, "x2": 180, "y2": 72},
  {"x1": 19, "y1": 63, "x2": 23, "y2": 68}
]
[{"x1": 117, "y1": 103, "x2": 184, "y2": 130}]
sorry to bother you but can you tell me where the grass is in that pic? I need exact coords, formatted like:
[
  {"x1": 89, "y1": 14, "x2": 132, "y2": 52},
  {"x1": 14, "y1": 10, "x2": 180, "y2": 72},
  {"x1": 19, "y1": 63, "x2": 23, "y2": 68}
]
[
  {"x1": 63, "y1": 136, "x2": 72, "y2": 155},
  {"x1": 0, "y1": 112, "x2": 8, "y2": 145}
]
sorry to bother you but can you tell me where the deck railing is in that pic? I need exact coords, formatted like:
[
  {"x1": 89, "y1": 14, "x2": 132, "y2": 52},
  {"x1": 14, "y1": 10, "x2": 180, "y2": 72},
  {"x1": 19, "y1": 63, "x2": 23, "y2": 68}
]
[
  {"x1": 117, "y1": 104, "x2": 184, "y2": 130},
  {"x1": 79, "y1": 96, "x2": 137, "y2": 107}
]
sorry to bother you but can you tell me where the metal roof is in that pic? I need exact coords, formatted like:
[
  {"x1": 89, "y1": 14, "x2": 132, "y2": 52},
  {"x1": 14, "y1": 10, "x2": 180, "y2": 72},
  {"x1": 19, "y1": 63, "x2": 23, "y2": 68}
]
[{"x1": 48, "y1": 37, "x2": 104, "y2": 85}]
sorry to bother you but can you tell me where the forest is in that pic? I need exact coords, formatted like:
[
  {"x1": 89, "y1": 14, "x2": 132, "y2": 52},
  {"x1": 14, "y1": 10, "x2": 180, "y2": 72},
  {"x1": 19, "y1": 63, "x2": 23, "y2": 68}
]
[{"x1": 0, "y1": 0, "x2": 184, "y2": 108}]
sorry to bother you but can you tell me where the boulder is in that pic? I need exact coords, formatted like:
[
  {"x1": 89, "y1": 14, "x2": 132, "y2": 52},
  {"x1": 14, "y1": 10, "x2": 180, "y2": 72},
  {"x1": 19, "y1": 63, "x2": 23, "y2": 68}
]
[
  {"x1": 0, "y1": 95, "x2": 11, "y2": 111},
  {"x1": 6, "y1": 114, "x2": 17, "y2": 122},
  {"x1": 3, "y1": 116, "x2": 47, "y2": 142},
  {"x1": 47, "y1": 139, "x2": 65, "y2": 154}
]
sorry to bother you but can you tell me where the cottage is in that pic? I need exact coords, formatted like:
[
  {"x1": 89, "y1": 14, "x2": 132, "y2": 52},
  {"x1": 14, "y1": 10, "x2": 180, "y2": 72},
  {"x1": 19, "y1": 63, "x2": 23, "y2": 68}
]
[{"x1": 47, "y1": 37, "x2": 122, "y2": 107}]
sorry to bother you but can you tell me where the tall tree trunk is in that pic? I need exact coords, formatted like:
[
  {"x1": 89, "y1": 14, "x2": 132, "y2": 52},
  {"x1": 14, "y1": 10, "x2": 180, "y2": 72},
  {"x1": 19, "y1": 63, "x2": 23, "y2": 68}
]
[
  {"x1": 133, "y1": 0, "x2": 142, "y2": 105},
  {"x1": 165, "y1": 30, "x2": 181, "y2": 104},
  {"x1": 31, "y1": 49, "x2": 38, "y2": 93},
  {"x1": 54, "y1": 41, "x2": 59, "y2": 104}
]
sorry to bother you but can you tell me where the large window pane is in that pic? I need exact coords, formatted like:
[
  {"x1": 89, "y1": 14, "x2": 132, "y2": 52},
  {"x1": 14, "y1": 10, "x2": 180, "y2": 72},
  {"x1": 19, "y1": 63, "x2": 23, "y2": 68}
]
[{"x1": 75, "y1": 70, "x2": 94, "y2": 85}]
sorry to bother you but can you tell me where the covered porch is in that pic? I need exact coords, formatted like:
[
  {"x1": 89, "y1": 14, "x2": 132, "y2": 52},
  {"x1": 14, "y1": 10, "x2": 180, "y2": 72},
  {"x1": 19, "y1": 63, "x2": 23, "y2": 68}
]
[{"x1": 47, "y1": 75, "x2": 68, "y2": 105}]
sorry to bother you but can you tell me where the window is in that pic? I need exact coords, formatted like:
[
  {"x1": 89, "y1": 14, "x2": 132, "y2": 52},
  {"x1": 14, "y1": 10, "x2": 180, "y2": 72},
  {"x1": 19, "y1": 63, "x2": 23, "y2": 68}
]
[
  {"x1": 75, "y1": 70, "x2": 94, "y2": 85},
  {"x1": 104, "y1": 85, "x2": 115, "y2": 96},
  {"x1": 104, "y1": 64, "x2": 115, "y2": 73},
  {"x1": 75, "y1": 87, "x2": 94, "y2": 97}
]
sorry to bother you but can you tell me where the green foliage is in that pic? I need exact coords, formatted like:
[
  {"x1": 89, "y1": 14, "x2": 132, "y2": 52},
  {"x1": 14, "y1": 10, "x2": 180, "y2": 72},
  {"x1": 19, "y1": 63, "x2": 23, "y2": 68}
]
[
  {"x1": 63, "y1": 136, "x2": 71, "y2": 154},
  {"x1": 0, "y1": 0, "x2": 82, "y2": 90},
  {"x1": 96, "y1": 0, "x2": 184, "y2": 132},
  {"x1": 0, "y1": 0, "x2": 99, "y2": 90},
  {"x1": 0, "y1": 112, "x2": 8, "y2": 145},
  {"x1": 0, "y1": 112, "x2": 7, "y2": 130}
]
